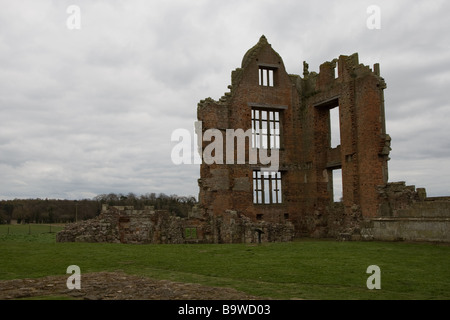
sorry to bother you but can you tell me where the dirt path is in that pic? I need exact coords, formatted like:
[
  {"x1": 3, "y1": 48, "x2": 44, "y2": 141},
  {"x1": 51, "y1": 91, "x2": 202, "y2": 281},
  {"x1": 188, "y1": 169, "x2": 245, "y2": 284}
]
[{"x1": 0, "y1": 272, "x2": 265, "y2": 300}]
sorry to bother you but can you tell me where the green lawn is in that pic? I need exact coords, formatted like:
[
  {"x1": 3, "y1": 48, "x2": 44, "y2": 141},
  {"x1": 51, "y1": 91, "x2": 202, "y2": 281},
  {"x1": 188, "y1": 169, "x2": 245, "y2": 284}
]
[
  {"x1": 0, "y1": 225, "x2": 449, "y2": 300},
  {"x1": 0, "y1": 224, "x2": 63, "y2": 243}
]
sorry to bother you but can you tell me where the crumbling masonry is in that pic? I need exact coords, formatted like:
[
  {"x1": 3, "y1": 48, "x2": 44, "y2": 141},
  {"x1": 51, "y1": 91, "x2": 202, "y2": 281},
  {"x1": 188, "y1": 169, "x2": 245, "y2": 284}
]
[
  {"x1": 196, "y1": 35, "x2": 450, "y2": 242},
  {"x1": 57, "y1": 204, "x2": 294, "y2": 244},
  {"x1": 57, "y1": 36, "x2": 449, "y2": 244}
]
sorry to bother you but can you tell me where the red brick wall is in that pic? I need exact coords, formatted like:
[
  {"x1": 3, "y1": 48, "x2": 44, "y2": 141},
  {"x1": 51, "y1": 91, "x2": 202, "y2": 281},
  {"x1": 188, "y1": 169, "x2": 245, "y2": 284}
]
[{"x1": 198, "y1": 36, "x2": 390, "y2": 237}]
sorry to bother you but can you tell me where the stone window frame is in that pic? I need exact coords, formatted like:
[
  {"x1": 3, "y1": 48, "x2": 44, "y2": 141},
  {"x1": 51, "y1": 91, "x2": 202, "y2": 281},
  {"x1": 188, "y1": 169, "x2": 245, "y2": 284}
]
[
  {"x1": 253, "y1": 170, "x2": 282, "y2": 205},
  {"x1": 251, "y1": 107, "x2": 283, "y2": 150},
  {"x1": 313, "y1": 97, "x2": 340, "y2": 149},
  {"x1": 258, "y1": 63, "x2": 278, "y2": 87}
]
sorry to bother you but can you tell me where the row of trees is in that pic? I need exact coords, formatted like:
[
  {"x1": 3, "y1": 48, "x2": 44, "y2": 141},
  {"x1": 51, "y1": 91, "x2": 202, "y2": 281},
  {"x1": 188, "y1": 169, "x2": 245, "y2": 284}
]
[{"x1": 0, "y1": 193, "x2": 197, "y2": 224}]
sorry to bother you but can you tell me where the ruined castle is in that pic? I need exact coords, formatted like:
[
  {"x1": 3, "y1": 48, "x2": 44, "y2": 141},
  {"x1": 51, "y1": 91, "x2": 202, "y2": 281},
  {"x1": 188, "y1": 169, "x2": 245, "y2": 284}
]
[{"x1": 57, "y1": 36, "x2": 449, "y2": 244}]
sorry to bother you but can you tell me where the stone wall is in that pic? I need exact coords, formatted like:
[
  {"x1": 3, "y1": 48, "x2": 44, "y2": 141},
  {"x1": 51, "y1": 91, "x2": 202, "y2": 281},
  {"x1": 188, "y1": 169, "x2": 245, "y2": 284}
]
[
  {"x1": 56, "y1": 206, "x2": 185, "y2": 244},
  {"x1": 210, "y1": 210, "x2": 295, "y2": 244},
  {"x1": 362, "y1": 218, "x2": 450, "y2": 243},
  {"x1": 56, "y1": 205, "x2": 295, "y2": 244},
  {"x1": 56, "y1": 208, "x2": 121, "y2": 243},
  {"x1": 360, "y1": 182, "x2": 450, "y2": 242}
]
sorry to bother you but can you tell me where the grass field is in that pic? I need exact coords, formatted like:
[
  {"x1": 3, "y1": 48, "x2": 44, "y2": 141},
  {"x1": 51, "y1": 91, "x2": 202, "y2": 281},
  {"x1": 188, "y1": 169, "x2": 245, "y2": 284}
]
[
  {"x1": 0, "y1": 224, "x2": 63, "y2": 243},
  {"x1": 0, "y1": 224, "x2": 449, "y2": 300}
]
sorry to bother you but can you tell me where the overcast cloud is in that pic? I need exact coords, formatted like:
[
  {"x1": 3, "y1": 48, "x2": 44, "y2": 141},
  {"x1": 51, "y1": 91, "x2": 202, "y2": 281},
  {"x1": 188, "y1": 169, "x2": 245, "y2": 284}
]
[{"x1": 0, "y1": 0, "x2": 449, "y2": 200}]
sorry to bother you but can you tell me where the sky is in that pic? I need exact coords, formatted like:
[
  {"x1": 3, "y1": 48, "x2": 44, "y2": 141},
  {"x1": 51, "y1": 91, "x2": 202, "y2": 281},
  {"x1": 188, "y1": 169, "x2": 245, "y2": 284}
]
[{"x1": 0, "y1": 0, "x2": 449, "y2": 200}]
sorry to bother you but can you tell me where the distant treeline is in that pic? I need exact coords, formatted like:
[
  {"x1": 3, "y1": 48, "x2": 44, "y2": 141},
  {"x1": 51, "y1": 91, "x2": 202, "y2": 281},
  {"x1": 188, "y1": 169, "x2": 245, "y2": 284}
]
[{"x1": 0, "y1": 193, "x2": 197, "y2": 224}]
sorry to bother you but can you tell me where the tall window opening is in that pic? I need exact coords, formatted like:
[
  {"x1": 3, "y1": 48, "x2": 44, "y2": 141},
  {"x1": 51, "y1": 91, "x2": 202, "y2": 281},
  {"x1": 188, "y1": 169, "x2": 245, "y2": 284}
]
[
  {"x1": 253, "y1": 171, "x2": 282, "y2": 204},
  {"x1": 259, "y1": 67, "x2": 275, "y2": 87},
  {"x1": 330, "y1": 106, "x2": 340, "y2": 148},
  {"x1": 332, "y1": 168, "x2": 343, "y2": 202},
  {"x1": 252, "y1": 109, "x2": 281, "y2": 149}
]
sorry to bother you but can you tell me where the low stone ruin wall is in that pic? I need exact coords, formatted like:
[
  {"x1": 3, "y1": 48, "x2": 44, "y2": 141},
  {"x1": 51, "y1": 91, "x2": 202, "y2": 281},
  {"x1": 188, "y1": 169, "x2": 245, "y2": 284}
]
[
  {"x1": 56, "y1": 205, "x2": 295, "y2": 244},
  {"x1": 209, "y1": 210, "x2": 295, "y2": 243},
  {"x1": 56, "y1": 206, "x2": 185, "y2": 244},
  {"x1": 361, "y1": 217, "x2": 450, "y2": 242},
  {"x1": 360, "y1": 182, "x2": 450, "y2": 242}
]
